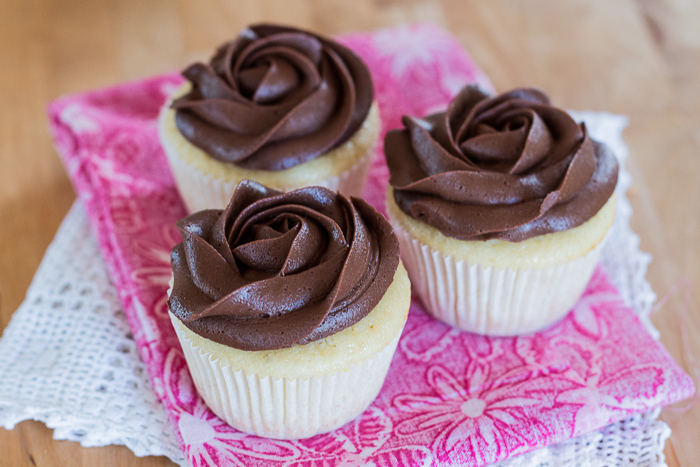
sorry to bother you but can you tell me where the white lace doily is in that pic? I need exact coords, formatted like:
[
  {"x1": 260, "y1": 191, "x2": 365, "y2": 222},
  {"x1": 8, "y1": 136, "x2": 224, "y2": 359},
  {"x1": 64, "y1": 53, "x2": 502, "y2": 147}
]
[
  {"x1": 0, "y1": 112, "x2": 670, "y2": 467},
  {"x1": 0, "y1": 201, "x2": 185, "y2": 465}
]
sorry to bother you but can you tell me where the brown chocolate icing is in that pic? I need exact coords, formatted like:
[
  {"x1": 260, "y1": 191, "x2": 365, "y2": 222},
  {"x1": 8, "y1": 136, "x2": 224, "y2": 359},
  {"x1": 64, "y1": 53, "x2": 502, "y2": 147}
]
[
  {"x1": 172, "y1": 24, "x2": 373, "y2": 171},
  {"x1": 168, "y1": 180, "x2": 399, "y2": 351},
  {"x1": 385, "y1": 86, "x2": 618, "y2": 242}
]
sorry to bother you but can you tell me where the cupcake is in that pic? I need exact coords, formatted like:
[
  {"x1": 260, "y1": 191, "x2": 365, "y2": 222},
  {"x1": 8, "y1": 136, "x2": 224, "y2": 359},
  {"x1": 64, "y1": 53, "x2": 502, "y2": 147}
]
[
  {"x1": 159, "y1": 24, "x2": 379, "y2": 213},
  {"x1": 167, "y1": 180, "x2": 410, "y2": 439},
  {"x1": 384, "y1": 86, "x2": 618, "y2": 335}
]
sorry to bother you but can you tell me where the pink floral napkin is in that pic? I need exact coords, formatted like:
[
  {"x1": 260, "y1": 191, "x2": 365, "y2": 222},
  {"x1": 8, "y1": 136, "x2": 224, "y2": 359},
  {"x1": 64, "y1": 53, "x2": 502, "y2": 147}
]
[{"x1": 48, "y1": 24, "x2": 693, "y2": 467}]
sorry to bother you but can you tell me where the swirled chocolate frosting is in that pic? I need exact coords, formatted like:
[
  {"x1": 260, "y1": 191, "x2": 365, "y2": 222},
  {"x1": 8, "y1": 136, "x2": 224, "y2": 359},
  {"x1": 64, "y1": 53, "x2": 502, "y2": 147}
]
[
  {"x1": 168, "y1": 180, "x2": 399, "y2": 351},
  {"x1": 385, "y1": 86, "x2": 618, "y2": 242},
  {"x1": 172, "y1": 24, "x2": 374, "y2": 171}
]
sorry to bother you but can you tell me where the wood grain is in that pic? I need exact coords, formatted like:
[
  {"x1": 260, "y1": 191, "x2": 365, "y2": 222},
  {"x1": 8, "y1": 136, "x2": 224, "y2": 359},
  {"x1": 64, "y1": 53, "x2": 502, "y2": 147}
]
[{"x1": 1, "y1": 0, "x2": 698, "y2": 465}]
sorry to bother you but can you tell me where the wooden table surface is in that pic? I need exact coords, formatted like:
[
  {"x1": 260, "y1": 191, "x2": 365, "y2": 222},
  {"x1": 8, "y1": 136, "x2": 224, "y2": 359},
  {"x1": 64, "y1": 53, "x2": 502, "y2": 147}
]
[{"x1": 1, "y1": 1, "x2": 699, "y2": 466}]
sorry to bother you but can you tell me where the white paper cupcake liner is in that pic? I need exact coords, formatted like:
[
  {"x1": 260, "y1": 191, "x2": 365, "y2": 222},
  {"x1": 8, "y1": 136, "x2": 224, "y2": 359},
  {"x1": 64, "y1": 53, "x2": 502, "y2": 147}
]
[
  {"x1": 170, "y1": 313, "x2": 401, "y2": 439},
  {"x1": 391, "y1": 222, "x2": 607, "y2": 336},
  {"x1": 161, "y1": 135, "x2": 375, "y2": 213}
]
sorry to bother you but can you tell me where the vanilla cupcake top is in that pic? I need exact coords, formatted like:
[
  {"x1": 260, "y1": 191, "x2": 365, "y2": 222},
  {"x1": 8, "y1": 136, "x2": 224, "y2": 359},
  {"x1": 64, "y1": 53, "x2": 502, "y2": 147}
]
[
  {"x1": 168, "y1": 180, "x2": 399, "y2": 351},
  {"x1": 171, "y1": 24, "x2": 374, "y2": 171},
  {"x1": 384, "y1": 86, "x2": 618, "y2": 242}
]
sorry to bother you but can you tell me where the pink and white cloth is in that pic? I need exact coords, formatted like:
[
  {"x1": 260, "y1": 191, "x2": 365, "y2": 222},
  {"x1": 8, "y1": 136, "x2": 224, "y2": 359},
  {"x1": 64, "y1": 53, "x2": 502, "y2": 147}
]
[{"x1": 48, "y1": 24, "x2": 694, "y2": 467}]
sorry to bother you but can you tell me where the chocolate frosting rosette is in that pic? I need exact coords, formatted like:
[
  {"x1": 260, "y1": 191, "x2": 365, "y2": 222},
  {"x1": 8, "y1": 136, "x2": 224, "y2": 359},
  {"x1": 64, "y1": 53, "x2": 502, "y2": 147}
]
[
  {"x1": 385, "y1": 86, "x2": 618, "y2": 241},
  {"x1": 384, "y1": 85, "x2": 618, "y2": 336},
  {"x1": 172, "y1": 24, "x2": 373, "y2": 170},
  {"x1": 169, "y1": 180, "x2": 398, "y2": 351},
  {"x1": 158, "y1": 24, "x2": 380, "y2": 213},
  {"x1": 167, "y1": 181, "x2": 411, "y2": 439}
]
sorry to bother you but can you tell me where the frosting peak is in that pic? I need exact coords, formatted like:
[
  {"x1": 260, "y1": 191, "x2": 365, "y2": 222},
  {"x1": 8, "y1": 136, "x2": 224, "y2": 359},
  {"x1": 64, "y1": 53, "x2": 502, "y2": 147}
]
[
  {"x1": 385, "y1": 86, "x2": 618, "y2": 241},
  {"x1": 168, "y1": 180, "x2": 399, "y2": 351},
  {"x1": 172, "y1": 24, "x2": 374, "y2": 171}
]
